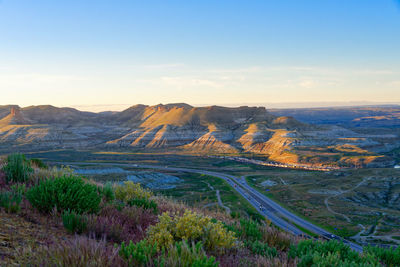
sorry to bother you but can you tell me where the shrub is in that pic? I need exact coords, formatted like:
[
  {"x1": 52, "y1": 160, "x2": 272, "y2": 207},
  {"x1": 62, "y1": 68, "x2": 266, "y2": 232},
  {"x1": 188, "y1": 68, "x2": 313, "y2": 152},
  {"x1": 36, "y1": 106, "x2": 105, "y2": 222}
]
[
  {"x1": 127, "y1": 197, "x2": 158, "y2": 213},
  {"x1": 2, "y1": 153, "x2": 33, "y2": 183},
  {"x1": 260, "y1": 225, "x2": 293, "y2": 251},
  {"x1": 26, "y1": 174, "x2": 101, "y2": 214},
  {"x1": 10, "y1": 183, "x2": 26, "y2": 195},
  {"x1": 226, "y1": 219, "x2": 262, "y2": 242},
  {"x1": 119, "y1": 239, "x2": 158, "y2": 266},
  {"x1": 147, "y1": 210, "x2": 237, "y2": 251},
  {"x1": 156, "y1": 241, "x2": 219, "y2": 267},
  {"x1": 365, "y1": 245, "x2": 400, "y2": 267},
  {"x1": 247, "y1": 210, "x2": 264, "y2": 223},
  {"x1": 230, "y1": 211, "x2": 240, "y2": 219},
  {"x1": 100, "y1": 182, "x2": 115, "y2": 202},
  {"x1": 62, "y1": 209, "x2": 88, "y2": 234},
  {"x1": 18, "y1": 235, "x2": 124, "y2": 267},
  {"x1": 289, "y1": 240, "x2": 380, "y2": 267},
  {"x1": 86, "y1": 205, "x2": 157, "y2": 243},
  {"x1": 114, "y1": 181, "x2": 153, "y2": 202},
  {"x1": 238, "y1": 219, "x2": 262, "y2": 241},
  {"x1": 0, "y1": 190, "x2": 22, "y2": 213},
  {"x1": 246, "y1": 240, "x2": 277, "y2": 259}
]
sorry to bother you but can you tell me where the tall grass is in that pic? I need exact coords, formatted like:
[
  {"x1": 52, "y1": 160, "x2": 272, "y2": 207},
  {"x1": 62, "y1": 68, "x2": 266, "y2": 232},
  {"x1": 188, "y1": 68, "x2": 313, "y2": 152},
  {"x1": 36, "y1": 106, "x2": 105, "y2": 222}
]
[
  {"x1": 156, "y1": 241, "x2": 219, "y2": 267},
  {"x1": 18, "y1": 235, "x2": 125, "y2": 267},
  {"x1": 2, "y1": 153, "x2": 33, "y2": 183},
  {"x1": 0, "y1": 190, "x2": 22, "y2": 213},
  {"x1": 62, "y1": 209, "x2": 88, "y2": 234}
]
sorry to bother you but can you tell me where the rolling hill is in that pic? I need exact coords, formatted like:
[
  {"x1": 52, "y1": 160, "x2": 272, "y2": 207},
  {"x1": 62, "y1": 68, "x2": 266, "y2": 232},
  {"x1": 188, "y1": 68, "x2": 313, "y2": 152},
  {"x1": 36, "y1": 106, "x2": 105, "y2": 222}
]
[{"x1": 0, "y1": 104, "x2": 398, "y2": 168}]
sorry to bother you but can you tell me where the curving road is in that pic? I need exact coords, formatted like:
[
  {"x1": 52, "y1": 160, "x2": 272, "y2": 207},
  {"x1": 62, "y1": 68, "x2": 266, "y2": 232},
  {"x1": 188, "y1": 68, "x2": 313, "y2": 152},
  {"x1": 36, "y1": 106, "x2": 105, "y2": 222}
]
[{"x1": 63, "y1": 161, "x2": 363, "y2": 252}]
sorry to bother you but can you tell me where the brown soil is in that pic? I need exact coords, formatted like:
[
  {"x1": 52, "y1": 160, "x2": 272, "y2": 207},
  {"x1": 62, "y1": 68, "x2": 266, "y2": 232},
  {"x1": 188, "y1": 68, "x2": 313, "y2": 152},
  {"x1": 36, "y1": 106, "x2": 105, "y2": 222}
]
[{"x1": 0, "y1": 209, "x2": 69, "y2": 266}]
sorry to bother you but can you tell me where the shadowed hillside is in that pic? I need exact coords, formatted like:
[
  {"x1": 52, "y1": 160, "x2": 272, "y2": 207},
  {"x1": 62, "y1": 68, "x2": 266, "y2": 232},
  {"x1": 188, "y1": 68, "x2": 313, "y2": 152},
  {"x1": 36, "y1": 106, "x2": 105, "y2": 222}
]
[{"x1": 0, "y1": 104, "x2": 397, "y2": 168}]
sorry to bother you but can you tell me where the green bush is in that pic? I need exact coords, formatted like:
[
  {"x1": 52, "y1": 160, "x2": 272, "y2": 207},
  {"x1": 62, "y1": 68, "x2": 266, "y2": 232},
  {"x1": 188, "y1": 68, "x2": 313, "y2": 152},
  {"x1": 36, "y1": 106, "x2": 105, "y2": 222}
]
[
  {"x1": 100, "y1": 182, "x2": 115, "y2": 203},
  {"x1": 289, "y1": 240, "x2": 381, "y2": 267},
  {"x1": 119, "y1": 239, "x2": 158, "y2": 266},
  {"x1": 156, "y1": 241, "x2": 219, "y2": 267},
  {"x1": 26, "y1": 175, "x2": 101, "y2": 214},
  {"x1": 0, "y1": 190, "x2": 22, "y2": 213},
  {"x1": 226, "y1": 219, "x2": 262, "y2": 242},
  {"x1": 127, "y1": 197, "x2": 158, "y2": 213},
  {"x1": 365, "y1": 245, "x2": 400, "y2": 267},
  {"x1": 246, "y1": 240, "x2": 277, "y2": 258},
  {"x1": 10, "y1": 183, "x2": 27, "y2": 195},
  {"x1": 230, "y1": 211, "x2": 240, "y2": 219},
  {"x1": 62, "y1": 209, "x2": 88, "y2": 234},
  {"x1": 247, "y1": 210, "x2": 264, "y2": 223},
  {"x1": 2, "y1": 153, "x2": 33, "y2": 183}
]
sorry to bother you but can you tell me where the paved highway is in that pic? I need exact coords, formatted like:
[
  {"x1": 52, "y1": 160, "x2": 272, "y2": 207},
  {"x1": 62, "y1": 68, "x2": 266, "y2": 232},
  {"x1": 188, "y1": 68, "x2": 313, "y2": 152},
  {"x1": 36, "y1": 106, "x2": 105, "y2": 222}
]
[{"x1": 64, "y1": 161, "x2": 363, "y2": 252}]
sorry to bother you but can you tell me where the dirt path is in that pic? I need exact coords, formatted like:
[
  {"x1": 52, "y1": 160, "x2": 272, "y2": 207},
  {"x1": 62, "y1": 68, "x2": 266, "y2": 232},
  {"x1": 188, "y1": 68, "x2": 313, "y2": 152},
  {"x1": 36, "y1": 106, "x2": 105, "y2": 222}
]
[
  {"x1": 324, "y1": 177, "x2": 371, "y2": 223},
  {"x1": 216, "y1": 190, "x2": 231, "y2": 214},
  {"x1": 352, "y1": 224, "x2": 367, "y2": 240},
  {"x1": 203, "y1": 182, "x2": 230, "y2": 213}
]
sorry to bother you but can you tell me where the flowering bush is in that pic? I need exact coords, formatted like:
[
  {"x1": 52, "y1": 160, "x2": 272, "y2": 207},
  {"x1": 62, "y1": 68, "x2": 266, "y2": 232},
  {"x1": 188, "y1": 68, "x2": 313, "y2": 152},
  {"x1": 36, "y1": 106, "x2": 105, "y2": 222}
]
[
  {"x1": 147, "y1": 210, "x2": 237, "y2": 251},
  {"x1": 114, "y1": 181, "x2": 153, "y2": 202}
]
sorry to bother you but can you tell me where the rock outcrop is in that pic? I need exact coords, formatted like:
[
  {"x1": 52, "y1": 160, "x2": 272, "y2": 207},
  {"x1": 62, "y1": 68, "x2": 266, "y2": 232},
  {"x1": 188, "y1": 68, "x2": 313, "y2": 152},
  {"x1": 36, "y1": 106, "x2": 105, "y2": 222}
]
[{"x1": 0, "y1": 103, "x2": 396, "y2": 167}]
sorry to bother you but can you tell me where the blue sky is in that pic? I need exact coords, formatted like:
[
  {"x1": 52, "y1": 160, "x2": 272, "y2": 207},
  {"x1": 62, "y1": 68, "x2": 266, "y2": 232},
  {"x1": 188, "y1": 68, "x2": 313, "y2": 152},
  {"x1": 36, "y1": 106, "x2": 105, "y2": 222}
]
[{"x1": 0, "y1": 0, "x2": 399, "y2": 111}]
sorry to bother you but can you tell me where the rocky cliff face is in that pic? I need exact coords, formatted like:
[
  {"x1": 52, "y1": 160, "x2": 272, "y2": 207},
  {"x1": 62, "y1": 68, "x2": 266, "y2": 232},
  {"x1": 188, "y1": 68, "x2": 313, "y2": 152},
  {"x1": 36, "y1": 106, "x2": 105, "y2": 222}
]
[{"x1": 0, "y1": 104, "x2": 397, "y2": 167}]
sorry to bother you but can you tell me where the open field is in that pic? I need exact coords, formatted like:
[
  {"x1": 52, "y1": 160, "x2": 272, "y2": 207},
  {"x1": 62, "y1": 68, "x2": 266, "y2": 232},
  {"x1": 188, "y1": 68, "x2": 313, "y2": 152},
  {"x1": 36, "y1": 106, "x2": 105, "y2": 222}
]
[
  {"x1": 21, "y1": 149, "x2": 400, "y2": 246},
  {"x1": 243, "y1": 168, "x2": 400, "y2": 245}
]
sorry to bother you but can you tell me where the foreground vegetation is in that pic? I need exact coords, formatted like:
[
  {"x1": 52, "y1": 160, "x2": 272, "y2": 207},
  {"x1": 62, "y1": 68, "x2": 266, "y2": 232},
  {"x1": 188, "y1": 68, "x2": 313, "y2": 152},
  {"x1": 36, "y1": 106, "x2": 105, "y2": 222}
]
[{"x1": 1, "y1": 153, "x2": 399, "y2": 266}]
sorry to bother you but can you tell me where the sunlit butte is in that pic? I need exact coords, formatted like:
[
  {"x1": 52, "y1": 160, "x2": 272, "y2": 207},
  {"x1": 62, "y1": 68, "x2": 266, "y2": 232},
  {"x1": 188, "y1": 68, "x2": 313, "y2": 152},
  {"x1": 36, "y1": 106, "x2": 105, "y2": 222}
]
[{"x1": 1, "y1": 1, "x2": 400, "y2": 263}]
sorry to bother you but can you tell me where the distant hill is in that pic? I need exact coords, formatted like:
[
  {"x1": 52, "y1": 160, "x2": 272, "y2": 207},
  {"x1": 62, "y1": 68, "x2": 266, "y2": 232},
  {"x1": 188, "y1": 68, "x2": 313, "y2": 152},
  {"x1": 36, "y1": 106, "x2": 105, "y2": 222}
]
[
  {"x1": 0, "y1": 103, "x2": 398, "y2": 167},
  {"x1": 269, "y1": 106, "x2": 400, "y2": 128}
]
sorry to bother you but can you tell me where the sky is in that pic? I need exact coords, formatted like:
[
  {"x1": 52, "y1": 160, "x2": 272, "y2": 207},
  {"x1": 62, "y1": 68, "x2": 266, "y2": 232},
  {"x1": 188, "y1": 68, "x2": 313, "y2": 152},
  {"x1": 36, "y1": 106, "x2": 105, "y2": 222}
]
[{"x1": 0, "y1": 0, "x2": 399, "y2": 111}]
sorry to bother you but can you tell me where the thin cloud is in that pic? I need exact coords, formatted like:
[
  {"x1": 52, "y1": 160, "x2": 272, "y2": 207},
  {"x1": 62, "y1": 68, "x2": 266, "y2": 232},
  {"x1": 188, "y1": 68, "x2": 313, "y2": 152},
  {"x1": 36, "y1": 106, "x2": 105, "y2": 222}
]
[{"x1": 143, "y1": 63, "x2": 185, "y2": 69}]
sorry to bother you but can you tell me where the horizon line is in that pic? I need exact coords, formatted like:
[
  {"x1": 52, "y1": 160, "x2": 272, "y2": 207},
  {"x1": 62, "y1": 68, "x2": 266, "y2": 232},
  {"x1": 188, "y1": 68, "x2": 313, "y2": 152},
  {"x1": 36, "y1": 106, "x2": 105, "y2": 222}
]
[{"x1": 2, "y1": 101, "x2": 400, "y2": 113}]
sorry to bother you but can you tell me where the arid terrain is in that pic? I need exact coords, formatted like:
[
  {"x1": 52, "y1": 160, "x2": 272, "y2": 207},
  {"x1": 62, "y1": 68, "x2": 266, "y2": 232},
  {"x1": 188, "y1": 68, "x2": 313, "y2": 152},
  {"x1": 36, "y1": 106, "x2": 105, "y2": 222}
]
[{"x1": 1, "y1": 104, "x2": 399, "y2": 168}]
